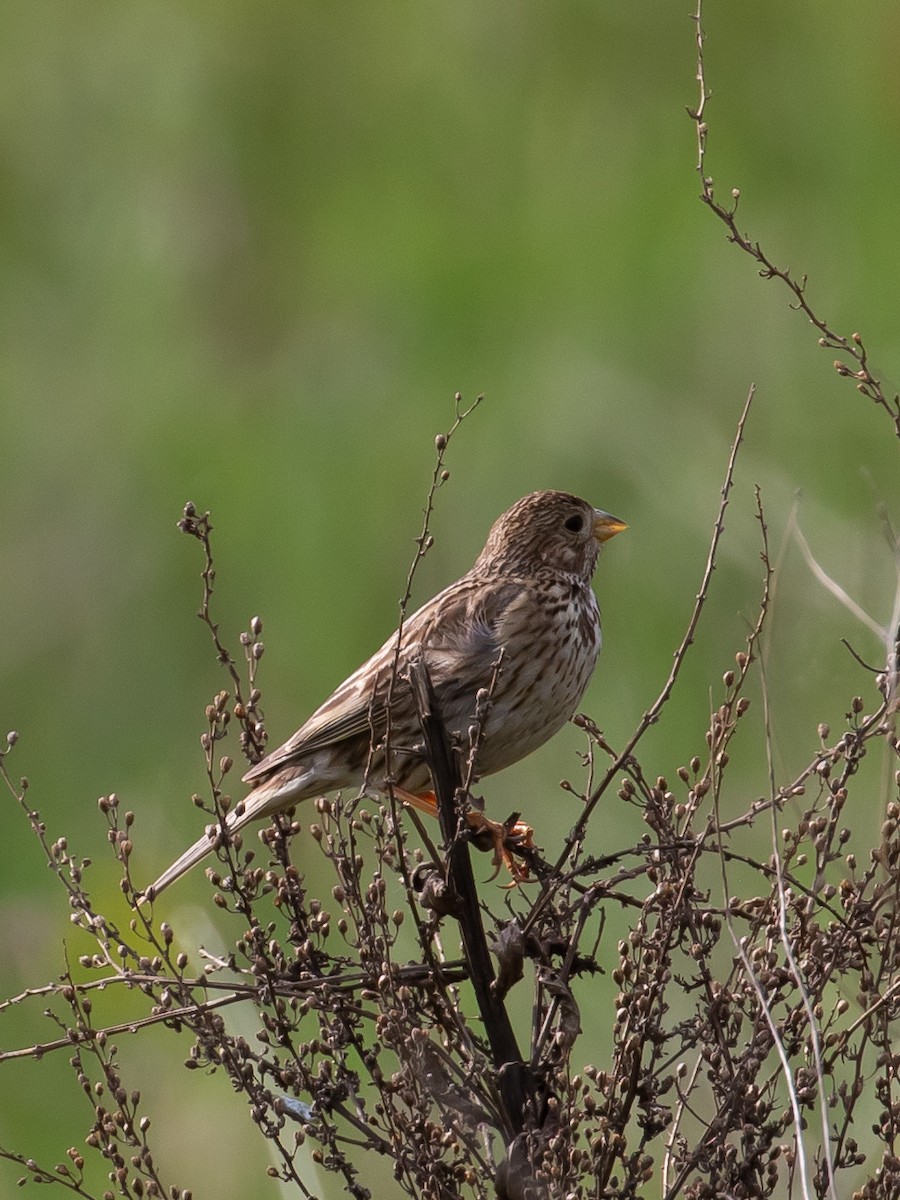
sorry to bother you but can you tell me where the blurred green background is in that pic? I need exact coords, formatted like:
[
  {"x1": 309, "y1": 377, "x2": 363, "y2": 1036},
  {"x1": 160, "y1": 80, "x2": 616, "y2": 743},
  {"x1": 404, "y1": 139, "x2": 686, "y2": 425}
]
[{"x1": 2, "y1": 2, "x2": 898, "y2": 1196}]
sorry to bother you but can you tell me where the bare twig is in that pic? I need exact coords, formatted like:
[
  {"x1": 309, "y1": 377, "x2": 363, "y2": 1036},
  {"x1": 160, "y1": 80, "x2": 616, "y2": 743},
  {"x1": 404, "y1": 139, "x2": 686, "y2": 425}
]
[
  {"x1": 540, "y1": 382, "x2": 755, "y2": 896},
  {"x1": 689, "y1": 0, "x2": 900, "y2": 439}
]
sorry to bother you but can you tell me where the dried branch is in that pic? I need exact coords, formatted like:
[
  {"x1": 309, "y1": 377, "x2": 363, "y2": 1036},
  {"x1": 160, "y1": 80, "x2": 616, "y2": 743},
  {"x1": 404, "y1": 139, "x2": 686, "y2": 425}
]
[
  {"x1": 689, "y1": 0, "x2": 900, "y2": 439},
  {"x1": 407, "y1": 656, "x2": 539, "y2": 1144},
  {"x1": 543, "y1": 381, "x2": 755, "y2": 889}
]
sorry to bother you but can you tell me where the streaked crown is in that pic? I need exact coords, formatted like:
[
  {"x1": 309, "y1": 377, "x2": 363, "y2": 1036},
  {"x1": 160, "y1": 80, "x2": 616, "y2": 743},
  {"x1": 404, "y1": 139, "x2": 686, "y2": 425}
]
[{"x1": 473, "y1": 490, "x2": 626, "y2": 581}]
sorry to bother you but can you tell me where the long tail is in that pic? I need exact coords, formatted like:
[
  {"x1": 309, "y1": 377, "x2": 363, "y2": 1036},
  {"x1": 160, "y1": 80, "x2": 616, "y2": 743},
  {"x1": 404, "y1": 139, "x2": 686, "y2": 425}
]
[
  {"x1": 139, "y1": 826, "x2": 223, "y2": 901},
  {"x1": 139, "y1": 778, "x2": 305, "y2": 903}
]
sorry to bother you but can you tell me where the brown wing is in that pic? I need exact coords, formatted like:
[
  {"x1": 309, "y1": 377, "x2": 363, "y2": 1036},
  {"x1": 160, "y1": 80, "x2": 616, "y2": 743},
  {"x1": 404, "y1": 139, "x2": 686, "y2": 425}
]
[{"x1": 242, "y1": 571, "x2": 522, "y2": 785}]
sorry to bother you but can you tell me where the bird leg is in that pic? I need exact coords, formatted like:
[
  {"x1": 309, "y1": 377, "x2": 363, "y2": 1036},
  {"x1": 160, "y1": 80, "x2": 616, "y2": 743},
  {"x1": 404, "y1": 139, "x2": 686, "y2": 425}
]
[
  {"x1": 467, "y1": 809, "x2": 535, "y2": 883},
  {"x1": 392, "y1": 787, "x2": 534, "y2": 882}
]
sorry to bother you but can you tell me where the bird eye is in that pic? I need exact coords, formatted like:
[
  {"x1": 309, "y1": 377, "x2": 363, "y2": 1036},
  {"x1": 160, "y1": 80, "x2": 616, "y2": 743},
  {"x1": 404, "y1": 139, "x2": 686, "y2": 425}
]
[{"x1": 564, "y1": 514, "x2": 584, "y2": 533}]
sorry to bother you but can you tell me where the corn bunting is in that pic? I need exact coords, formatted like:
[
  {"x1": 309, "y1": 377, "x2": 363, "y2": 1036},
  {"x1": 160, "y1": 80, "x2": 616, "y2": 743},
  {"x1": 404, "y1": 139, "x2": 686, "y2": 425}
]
[{"x1": 143, "y1": 490, "x2": 626, "y2": 899}]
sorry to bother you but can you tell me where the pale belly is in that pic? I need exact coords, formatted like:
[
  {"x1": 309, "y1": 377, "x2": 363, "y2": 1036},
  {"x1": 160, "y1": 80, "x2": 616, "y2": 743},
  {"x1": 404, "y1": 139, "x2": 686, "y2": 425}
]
[{"x1": 475, "y1": 588, "x2": 602, "y2": 776}]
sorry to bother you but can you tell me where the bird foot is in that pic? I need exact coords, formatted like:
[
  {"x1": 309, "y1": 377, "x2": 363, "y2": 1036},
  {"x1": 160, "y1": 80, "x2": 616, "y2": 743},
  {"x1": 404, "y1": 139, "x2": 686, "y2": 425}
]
[
  {"x1": 466, "y1": 810, "x2": 534, "y2": 883},
  {"x1": 393, "y1": 787, "x2": 534, "y2": 883}
]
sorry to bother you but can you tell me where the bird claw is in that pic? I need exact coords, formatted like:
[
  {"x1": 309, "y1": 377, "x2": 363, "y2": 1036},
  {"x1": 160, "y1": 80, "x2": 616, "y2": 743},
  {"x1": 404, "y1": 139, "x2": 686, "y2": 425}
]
[{"x1": 466, "y1": 810, "x2": 534, "y2": 883}]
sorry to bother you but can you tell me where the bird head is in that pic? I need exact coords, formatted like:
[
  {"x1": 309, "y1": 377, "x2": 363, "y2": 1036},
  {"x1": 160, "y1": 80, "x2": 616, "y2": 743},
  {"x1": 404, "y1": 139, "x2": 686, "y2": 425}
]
[{"x1": 475, "y1": 490, "x2": 627, "y2": 581}]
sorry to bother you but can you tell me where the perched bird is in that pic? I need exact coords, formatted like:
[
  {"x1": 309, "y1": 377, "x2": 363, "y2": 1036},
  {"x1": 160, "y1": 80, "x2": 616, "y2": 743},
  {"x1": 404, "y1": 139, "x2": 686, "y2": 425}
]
[{"x1": 143, "y1": 491, "x2": 626, "y2": 899}]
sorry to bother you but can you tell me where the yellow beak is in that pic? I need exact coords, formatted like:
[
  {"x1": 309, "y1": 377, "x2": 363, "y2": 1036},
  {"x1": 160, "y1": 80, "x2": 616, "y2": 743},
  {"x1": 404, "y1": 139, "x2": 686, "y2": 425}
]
[{"x1": 592, "y1": 510, "x2": 628, "y2": 544}]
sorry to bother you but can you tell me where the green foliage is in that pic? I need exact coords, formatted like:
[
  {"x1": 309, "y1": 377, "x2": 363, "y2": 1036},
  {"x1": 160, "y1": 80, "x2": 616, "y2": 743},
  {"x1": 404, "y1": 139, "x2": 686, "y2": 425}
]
[{"x1": 1, "y1": 3, "x2": 898, "y2": 1196}]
